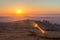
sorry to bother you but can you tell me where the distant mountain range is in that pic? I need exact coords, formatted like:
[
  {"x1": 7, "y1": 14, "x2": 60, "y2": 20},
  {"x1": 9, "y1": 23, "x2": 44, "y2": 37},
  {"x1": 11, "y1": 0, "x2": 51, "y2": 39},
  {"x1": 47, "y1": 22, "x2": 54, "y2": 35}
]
[{"x1": 0, "y1": 16, "x2": 60, "y2": 24}]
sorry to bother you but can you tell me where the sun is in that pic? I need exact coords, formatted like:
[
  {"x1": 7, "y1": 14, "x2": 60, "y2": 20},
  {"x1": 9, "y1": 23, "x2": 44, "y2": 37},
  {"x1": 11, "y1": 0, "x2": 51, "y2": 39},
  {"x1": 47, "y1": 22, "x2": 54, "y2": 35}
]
[{"x1": 17, "y1": 9, "x2": 22, "y2": 14}]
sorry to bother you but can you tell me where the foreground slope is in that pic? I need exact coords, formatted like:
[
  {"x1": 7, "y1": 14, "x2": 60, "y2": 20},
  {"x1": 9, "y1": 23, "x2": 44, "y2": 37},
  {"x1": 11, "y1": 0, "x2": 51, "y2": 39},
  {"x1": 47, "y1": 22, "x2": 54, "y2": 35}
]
[{"x1": 0, "y1": 20, "x2": 60, "y2": 40}]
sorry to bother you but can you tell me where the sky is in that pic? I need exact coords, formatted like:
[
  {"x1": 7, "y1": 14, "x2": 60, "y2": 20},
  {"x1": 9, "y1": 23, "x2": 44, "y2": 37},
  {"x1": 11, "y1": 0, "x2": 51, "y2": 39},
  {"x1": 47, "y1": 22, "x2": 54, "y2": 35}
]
[{"x1": 0, "y1": 0, "x2": 60, "y2": 15}]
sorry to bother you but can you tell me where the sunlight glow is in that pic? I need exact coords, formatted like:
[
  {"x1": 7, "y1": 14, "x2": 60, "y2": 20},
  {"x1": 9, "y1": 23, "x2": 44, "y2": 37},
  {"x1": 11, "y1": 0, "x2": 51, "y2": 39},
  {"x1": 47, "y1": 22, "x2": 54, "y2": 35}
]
[
  {"x1": 17, "y1": 9, "x2": 22, "y2": 14},
  {"x1": 32, "y1": 22, "x2": 46, "y2": 33}
]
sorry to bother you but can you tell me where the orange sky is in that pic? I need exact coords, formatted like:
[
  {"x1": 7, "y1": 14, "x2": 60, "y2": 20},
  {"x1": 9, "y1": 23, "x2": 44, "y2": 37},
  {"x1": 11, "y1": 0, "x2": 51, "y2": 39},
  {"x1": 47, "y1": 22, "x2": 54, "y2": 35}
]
[{"x1": 0, "y1": 0, "x2": 60, "y2": 16}]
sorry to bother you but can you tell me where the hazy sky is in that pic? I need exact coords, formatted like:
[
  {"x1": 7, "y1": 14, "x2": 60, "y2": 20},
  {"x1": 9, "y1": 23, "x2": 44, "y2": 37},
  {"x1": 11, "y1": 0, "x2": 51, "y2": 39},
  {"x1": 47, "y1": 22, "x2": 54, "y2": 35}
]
[{"x1": 0, "y1": 0, "x2": 60, "y2": 15}]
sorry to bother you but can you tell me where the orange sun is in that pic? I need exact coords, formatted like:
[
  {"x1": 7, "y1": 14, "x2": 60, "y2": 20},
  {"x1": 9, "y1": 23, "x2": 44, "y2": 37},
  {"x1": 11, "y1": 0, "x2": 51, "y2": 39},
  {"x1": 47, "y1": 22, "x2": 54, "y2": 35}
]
[{"x1": 17, "y1": 9, "x2": 22, "y2": 14}]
